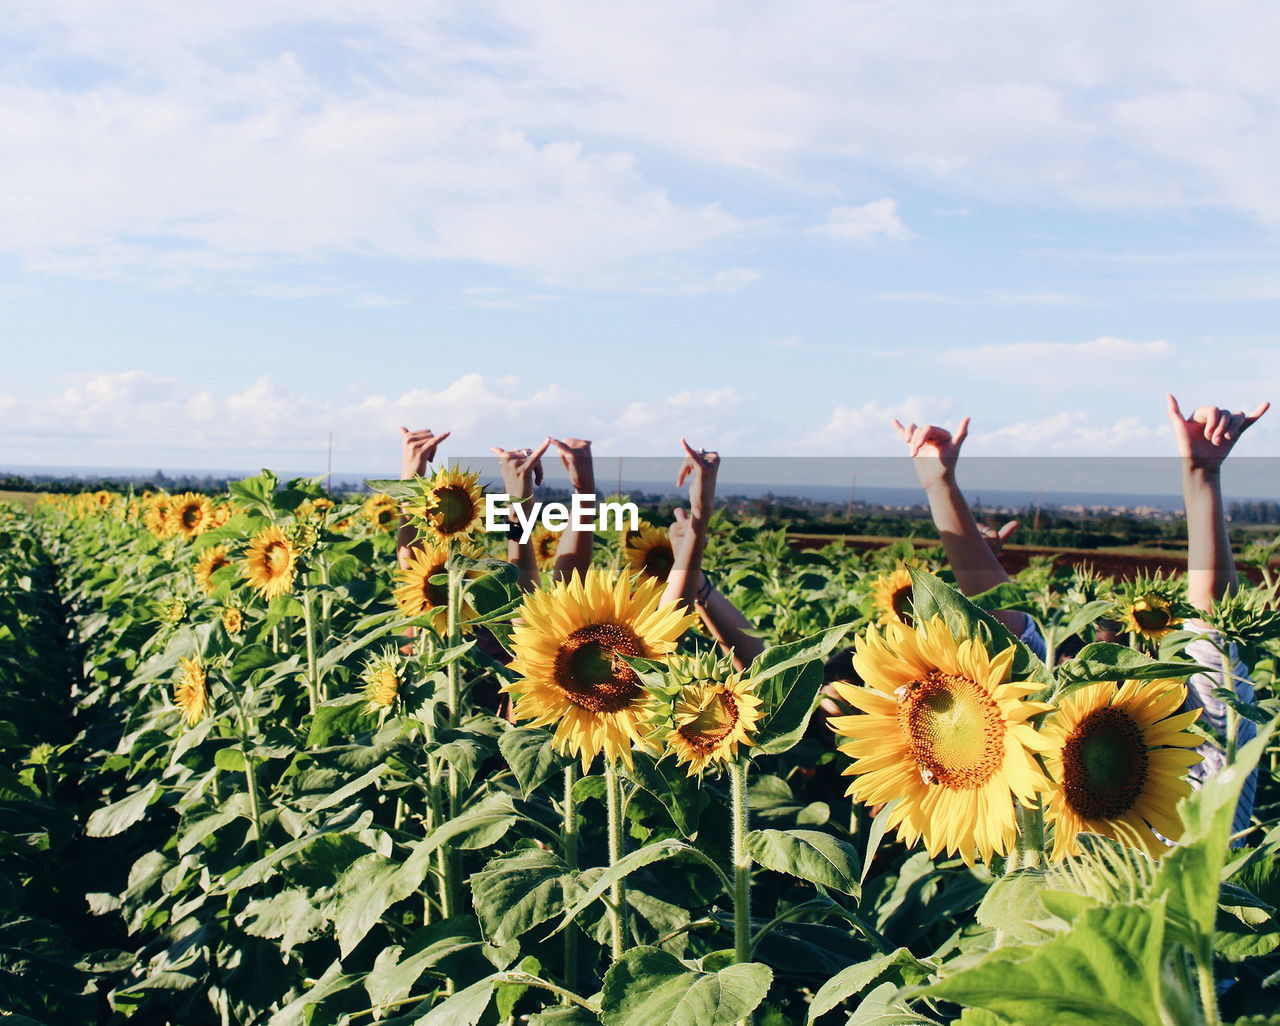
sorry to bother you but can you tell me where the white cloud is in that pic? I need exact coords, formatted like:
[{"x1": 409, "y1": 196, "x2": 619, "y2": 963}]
[
  {"x1": 2, "y1": 2, "x2": 1280, "y2": 296},
  {"x1": 939, "y1": 336, "x2": 1175, "y2": 380},
  {"x1": 809, "y1": 200, "x2": 910, "y2": 243}
]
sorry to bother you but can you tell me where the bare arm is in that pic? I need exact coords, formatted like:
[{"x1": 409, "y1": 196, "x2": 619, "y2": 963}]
[
  {"x1": 661, "y1": 441, "x2": 765, "y2": 669},
  {"x1": 892, "y1": 417, "x2": 1027, "y2": 635},
  {"x1": 1167, "y1": 395, "x2": 1270, "y2": 611},
  {"x1": 548, "y1": 437, "x2": 595, "y2": 583},
  {"x1": 491, "y1": 440, "x2": 551, "y2": 593},
  {"x1": 396, "y1": 426, "x2": 450, "y2": 569}
]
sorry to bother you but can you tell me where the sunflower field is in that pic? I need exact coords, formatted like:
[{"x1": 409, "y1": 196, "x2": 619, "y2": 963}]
[{"x1": 2, "y1": 469, "x2": 1279, "y2": 1026}]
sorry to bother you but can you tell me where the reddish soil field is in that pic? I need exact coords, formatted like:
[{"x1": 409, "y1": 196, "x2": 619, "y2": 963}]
[{"x1": 787, "y1": 534, "x2": 1271, "y2": 584}]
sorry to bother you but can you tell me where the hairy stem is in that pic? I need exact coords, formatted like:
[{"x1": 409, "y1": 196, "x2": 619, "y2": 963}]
[{"x1": 604, "y1": 761, "x2": 627, "y2": 960}]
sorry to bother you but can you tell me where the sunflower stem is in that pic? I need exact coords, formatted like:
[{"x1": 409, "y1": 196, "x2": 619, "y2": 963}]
[
  {"x1": 604, "y1": 760, "x2": 628, "y2": 960},
  {"x1": 729, "y1": 756, "x2": 753, "y2": 966},
  {"x1": 442, "y1": 561, "x2": 464, "y2": 920},
  {"x1": 302, "y1": 588, "x2": 320, "y2": 714},
  {"x1": 562, "y1": 764, "x2": 580, "y2": 996},
  {"x1": 1195, "y1": 949, "x2": 1221, "y2": 1026}
]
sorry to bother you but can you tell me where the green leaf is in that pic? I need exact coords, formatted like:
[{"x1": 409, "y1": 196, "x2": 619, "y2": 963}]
[
  {"x1": 470, "y1": 850, "x2": 570, "y2": 945},
  {"x1": 746, "y1": 828, "x2": 861, "y2": 896},
  {"x1": 807, "y1": 947, "x2": 935, "y2": 1022},
  {"x1": 1056, "y1": 643, "x2": 1210, "y2": 686},
  {"x1": 976, "y1": 871, "x2": 1057, "y2": 944},
  {"x1": 364, "y1": 920, "x2": 483, "y2": 1010},
  {"x1": 600, "y1": 947, "x2": 772, "y2": 1026},
  {"x1": 626, "y1": 750, "x2": 704, "y2": 837},
  {"x1": 909, "y1": 568, "x2": 1051, "y2": 687},
  {"x1": 331, "y1": 849, "x2": 436, "y2": 958},
  {"x1": 85, "y1": 779, "x2": 161, "y2": 837},
  {"x1": 408, "y1": 974, "x2": 498, "y2": 1026},
  {"x1": 1154, "y1": 721, "x2": 1275, "y2": 952},
  {"x1": 968, "y1": 582, "x2": 1033, "y2": 614},
  {"x1": 214, "y1": 746, "x2": 248, "y2": 773},
  {"x1": 332, "y1": 794, "x2": 518, "y2": 956},
  {"x1": 239, "y1": 888, "x2": 327, "y2": 953},
  {"x1": 553, "y1": 839, "x2": 702, "y2": 935},
  {"x1": 922, "y1": 901, "x2": 1169, "y2": 1026},
  {"x1": 752, "y1": 625, "x2": 850, "y2": 756},
  {"x1": 529, "y1": 1008, "x2": 602, "y2": 1025}
]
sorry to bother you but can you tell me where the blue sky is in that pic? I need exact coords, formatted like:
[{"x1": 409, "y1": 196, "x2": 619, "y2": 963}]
[{"x1": 1, "y1": 1, "x2": 1277, "y2": 485}]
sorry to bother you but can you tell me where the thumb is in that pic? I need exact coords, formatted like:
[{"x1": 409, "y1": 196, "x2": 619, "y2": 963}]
[
  {"x1": 673, "y1": 507, "x2": 689, "y2": 522},
  {"x1": 998, "y1": 520, "x2": 1018, "y2": 541},
  {"x1": 400, "y1": 426, "x2": 409, "y2": 435}
]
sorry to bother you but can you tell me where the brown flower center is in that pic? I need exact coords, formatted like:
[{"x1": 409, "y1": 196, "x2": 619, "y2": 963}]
[
  {"x1": 181, "y1": 505, "x2": 203, "y2": 529},
  {"x1": 678, "y1": 691, "x2": 739, "y2": 752},
  {"x1": 899, "y1": 671, "x2": 1006, "y2": 789},
  {"x1": 419, "y1": 563, "x2": 449, "y2": 607},
  {"x1": 554, "y1": 623, "x2": 644, "y2": 713},
  {"x1": 642, "y1": 543, "x2": 675, "y2": 581},
  {"x1": 891, "y1": 585, "x2": 915, "y2": 626},
  {"x1": 1132, "y1": 604, "x2": 1171, "y2": 633},
  {"x1": 1061, "y1": 706, "x2": 1149, "y2": 820},
  {"x1": 432, "y1": 486, "x2": 476, "y2": 535}
]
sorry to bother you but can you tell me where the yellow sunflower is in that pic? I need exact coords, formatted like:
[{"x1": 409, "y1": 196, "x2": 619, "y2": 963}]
[
  {"x1": 174, "y1": 656, "x2": 208, "y2": 727},
  {"x1": 651, "y1": 654, "x2": 763, "y2": 775},
  {"x1": 407, "y1": 466, "x2": 485, "y2": 545},
  {"x1": 530, "y1": 524, "x2": 562, "y2": 571},
  {"x1": 241, "y1": 525, "x2": 299, "y2": 600},
  {"x1": 624, "y1": 523, "x2": 676, "y2": 582},
  {"x1": 208, "y1": 502, "x2": 236, "y2": 529},
  {"x1": 221, "y1": 606, "x2": 244, "y2": 634},
  {"x1": 393, "y1": 542, "x2": 473, "y2": 632},
  {"x1": 362, "y1": 649, "x2": 402, "y2": 709},
  {"x1": 1119, "y1": 595, "x2": 1182, "y2": 642},
  {"x1": 870, "y1": 565, "x2": 915, "y2": 626},
  {"x1": 829, "y1": 615, "x2": 1053, "y2": 867},
  {"x1": 143, "y1": 495, "x2": 176, "y2": 539},
  {"x1": 1041, "y1": 679, "x2": 1201, "y2": 861},
  {"x1": 194, "y1": 545, "x2": 232, "y2": 594},
  {"x1": 363, "y1": 492, "x2": 399, "y2": 531},
  {"x1": 504, "y1": 567, "x2": 698, "y2": 771},
  {"x1": 171, "y1": 492, "x2": 214, "y2": 540}
]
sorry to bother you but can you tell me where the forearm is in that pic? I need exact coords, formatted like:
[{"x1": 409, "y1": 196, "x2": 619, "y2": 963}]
[
  {"x1": 553, "y1": 482, "x2": 596, "y2": 583},
  {"x1": 1183, "y1": 465, "x2": 1235, "y2": 610},
  {"x1": 508, "y1": 537, "x2": 540, "y2": 593},
  {"x1": 396, "y1": 520, "x2": 418, "y2": 569},
  {"x1": 661, "y1": 529, "x2": 708, "y2": 609},
  {"x1": 696, "y1": 583, "x2": 765, "y2": 669},
  {"x1": 924, "y1": 476, "x2": 1025, "y2": 634}
]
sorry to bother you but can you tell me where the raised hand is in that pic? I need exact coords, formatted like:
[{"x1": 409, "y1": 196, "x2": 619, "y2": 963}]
[
  {"x1": 400, "y1": 426, "x2": 451, "y2": 479},
  {"x1": 891, "y1": 416, "x2": 970, "y2": 491},
  {"x1": 1166, "y1": 395, "x2": 1270, "y2": 470},
  {"x1": 491, "y1": 439, "x2": 552, "y2": 503},
  {"x1": 978, "y1": 520, "x2": 1018, "y2": 557},
  {"x1": 548, "y1": 437, "x2": 595, "y2": 493},
  {"x1": 676, "y1": 438, "x2": 720, "y2": 523}
]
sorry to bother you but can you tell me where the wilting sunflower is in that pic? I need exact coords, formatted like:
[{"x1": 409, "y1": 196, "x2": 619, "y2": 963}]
[
  {"x1": 208, "y1": 502, "x2": 236, "y2": 529},
  {"x1": 504, "y1": 567, "x2": 697, "y2": 770},
  {"x1": 221, "y1": 606, "x2": 244, "y2": 634},
  {"x1": 1119, "y1": 594, "x2": 1182, "y2": 642},
  {"x1": 361, "y1": 649, "x2": 402, "y2": 709},
  {"x1": 409, "y1": 466, "x2": 485, "y2": 545},
  {"x1": 393, "y1": 542, "x2": 472, "y2": 632},
  {"x1": 1041, "y1": 679, "x2": 1201, "y2": 860},
  {"x1": 171, "y1": 492, "x2": 214, "y2": 540},
  {"x1": 649, "y1": 652, "x2": 763, "y2": 775},
  {"x1": 241, "y1": 525, "x2": 299, "y2": 600},
  {"x1": 870, "y1": 565, "x2": 915, "y2": 627},
  {"x1": 174, "y1": 657, "x2": 208, "y2": 727},
  {"x1": 194, "y1": 545, "x2": 232, "y2": 594},
  {"x1": 363, "y1": 492, "x2": 399, "y2": 531},
  {"x1": 829, "y1": 615, "x2": 1053, "y2": 867},
  {"x1": 530, "y1": 524, "x2": 561, "y2": 571},
  {"x1": 624, "y1": 523, "x2": 676, "y2": 582}
]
